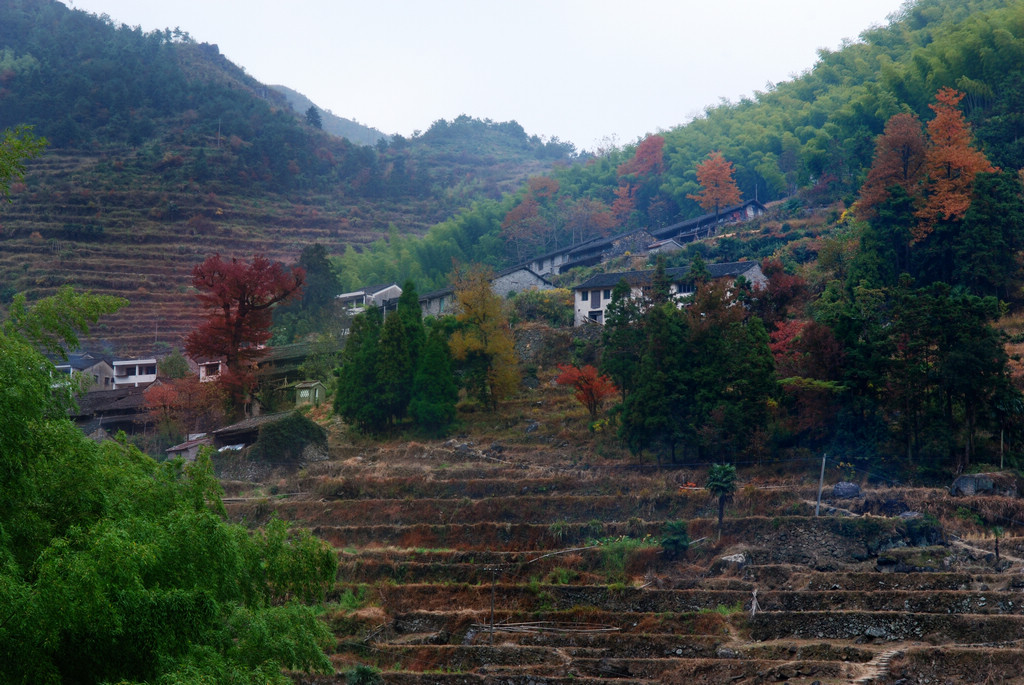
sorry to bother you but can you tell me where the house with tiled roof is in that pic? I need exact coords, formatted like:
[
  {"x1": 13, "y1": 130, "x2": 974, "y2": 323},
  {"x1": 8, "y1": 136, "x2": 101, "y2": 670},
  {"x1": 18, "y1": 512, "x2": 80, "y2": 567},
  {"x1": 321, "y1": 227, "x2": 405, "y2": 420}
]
[
  {"x1": 419, "y1": 266, "x2": 552, "y2": 317},
  {"x1": 571, "y1": 260, "x2": 766, "y2": 326},
  {"x1": 649, "y1": 199, "x2": 767, "y2": 243}
]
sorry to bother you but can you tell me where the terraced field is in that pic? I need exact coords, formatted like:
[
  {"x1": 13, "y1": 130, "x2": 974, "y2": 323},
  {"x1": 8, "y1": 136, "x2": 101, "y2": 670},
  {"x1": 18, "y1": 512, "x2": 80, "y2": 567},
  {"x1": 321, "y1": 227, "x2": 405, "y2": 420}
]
[
  {"x1": 0, "y1": 141, "x2": 552, "y2": 353},
  {"x1": 222, "y1": 431, "x2": 1024, "y2": 684}
]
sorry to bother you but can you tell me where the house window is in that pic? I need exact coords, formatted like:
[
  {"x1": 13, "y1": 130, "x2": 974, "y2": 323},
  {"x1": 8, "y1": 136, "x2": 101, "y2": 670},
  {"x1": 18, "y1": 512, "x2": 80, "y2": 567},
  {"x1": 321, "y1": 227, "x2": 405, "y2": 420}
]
[
  {"x1": 603, "y1": 289, "x2": 611, "y2": 300},
  {"x1": 588, "y1": 311, "x2": 603, "y2": 323},
  {"x1": 581, "y1": 290, "x2": 588, "y2": 301},
  {"x1": 299, "y1": 390, "x2": 309, "y2": 399}
]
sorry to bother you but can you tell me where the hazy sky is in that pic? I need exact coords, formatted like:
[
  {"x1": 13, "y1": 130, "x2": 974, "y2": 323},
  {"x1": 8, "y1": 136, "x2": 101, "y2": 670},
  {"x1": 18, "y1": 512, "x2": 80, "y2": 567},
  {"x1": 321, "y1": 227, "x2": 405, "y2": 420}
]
[{"x1": 60, "y1": 0, "x2": 909, "y2": 151}]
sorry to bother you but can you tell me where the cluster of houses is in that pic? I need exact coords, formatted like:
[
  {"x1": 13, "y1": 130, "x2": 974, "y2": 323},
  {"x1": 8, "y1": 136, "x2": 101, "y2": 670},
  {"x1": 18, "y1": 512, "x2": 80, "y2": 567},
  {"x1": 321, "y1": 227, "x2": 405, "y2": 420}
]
[
  {"x1": 65, "y1": 199, "x2": 768, "y2": 457},
  {"x1": 61, "y1": 345, "x2": 327, "y2": 458},
  {"x1": 337, "y1": 199, "x2": 769, "y2": 327}
]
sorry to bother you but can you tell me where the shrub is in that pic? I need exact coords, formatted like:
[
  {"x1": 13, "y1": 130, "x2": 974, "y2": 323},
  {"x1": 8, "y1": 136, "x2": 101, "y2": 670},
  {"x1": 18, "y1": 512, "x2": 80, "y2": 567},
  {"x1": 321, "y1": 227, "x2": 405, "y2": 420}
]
[
  {"x1": 660, "y1": 520, "x2": 690, "y2": 560},
  {"x1": 249, "y1": 411, "x2": 327, "y2": 465},
  {"x1": 346, "y1": 664, "x2": 384, "y2": 685}
]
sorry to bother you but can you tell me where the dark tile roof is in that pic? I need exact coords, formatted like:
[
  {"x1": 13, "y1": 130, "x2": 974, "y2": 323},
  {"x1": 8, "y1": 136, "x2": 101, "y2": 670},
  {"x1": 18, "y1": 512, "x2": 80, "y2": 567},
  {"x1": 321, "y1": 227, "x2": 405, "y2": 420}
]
[
  {"x1": 649, "y1": 200, "x2": 766, "y2": 240},
  {"x1": 573, "y1": 261, "x2": 760, "y2": 290}
]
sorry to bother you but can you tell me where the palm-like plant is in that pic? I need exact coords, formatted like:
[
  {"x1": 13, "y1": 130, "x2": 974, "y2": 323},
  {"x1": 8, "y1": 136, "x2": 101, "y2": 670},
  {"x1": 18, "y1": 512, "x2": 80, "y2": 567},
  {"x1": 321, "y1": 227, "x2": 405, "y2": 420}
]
[{"x1": 706, "y1": 463, "x2": 737, "y2": 536}]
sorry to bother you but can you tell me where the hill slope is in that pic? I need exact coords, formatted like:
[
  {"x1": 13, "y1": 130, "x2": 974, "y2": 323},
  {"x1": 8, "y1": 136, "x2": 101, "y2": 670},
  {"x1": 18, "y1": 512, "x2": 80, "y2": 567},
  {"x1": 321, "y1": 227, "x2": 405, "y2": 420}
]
[{"x1": 0, "y1": 0, "x2": 575, "y2": 352}]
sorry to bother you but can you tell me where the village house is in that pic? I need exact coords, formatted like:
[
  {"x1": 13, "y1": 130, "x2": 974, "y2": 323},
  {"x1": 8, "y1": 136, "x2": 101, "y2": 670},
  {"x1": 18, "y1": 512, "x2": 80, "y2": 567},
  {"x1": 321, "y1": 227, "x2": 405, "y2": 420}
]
[
  {"x1": 112, "y1": 357, "x2": 158, "y2": 388},
  {"x1": 336, "y1": 283, "x2": 402, "y2": 315},
  {"x1": 571, "y1": 260, "x2": 767, "y2": 326},
  {"x1": 54, "y1": 352, "x2": 115, "y2": 392},
  {"x1": 419, "y1": 265, "x2": 552, "y2": 317},
  {"x1": 649, "y1": 199, "x2": 767, "y2": 243}
]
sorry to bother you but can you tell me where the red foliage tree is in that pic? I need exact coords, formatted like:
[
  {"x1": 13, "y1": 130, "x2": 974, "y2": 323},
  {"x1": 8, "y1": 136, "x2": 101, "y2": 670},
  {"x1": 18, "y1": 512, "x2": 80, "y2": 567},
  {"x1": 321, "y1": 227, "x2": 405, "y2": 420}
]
[
  {"x1": 145, "y1": 376, "x2": 226, "y2": 438},
  {"x1": 914, "y1": 87, "x2": 996, "y2": 240},
  {"x1": 501, "y1": 196, "x2": 548, "y2": 261},
  {"x1": 856, "y1": 112, "x2": 927, "y2": 219},
  {"x1": 555, "y1": 364, "x2": 618, "y2": 421},
  {"x1": 688, "y1": 151, "x2": 742, "y2": 218},
  {"x1": 184, "y1": 254, "x2": 304, "y2": 401},
  {"x1": 618, "y1": 134, "x2": 665, "y2": 178},
  {"x1": 611, "y1": 183, "x2": 636, "y2": 222}
]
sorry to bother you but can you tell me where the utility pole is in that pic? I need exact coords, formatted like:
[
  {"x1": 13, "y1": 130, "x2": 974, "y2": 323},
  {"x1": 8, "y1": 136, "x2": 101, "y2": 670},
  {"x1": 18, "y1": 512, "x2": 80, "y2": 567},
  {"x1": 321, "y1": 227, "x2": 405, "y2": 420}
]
[{"x1": 815, "y1": 453, "x2": 827, "y2": 517}]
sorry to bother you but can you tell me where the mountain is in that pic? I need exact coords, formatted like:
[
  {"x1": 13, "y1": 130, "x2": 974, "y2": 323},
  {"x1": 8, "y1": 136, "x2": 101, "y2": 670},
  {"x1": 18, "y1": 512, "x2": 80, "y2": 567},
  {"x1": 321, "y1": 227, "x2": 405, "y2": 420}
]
[
  {"x1": 333, "y1": 0, "x2": 1024, "y2": 290},
  {"x1": 269, "y1": 84, "x2": 386, "y2": 146},
  {"x1": 0, "y1": 0, "x2": 576, "y2": 353}
]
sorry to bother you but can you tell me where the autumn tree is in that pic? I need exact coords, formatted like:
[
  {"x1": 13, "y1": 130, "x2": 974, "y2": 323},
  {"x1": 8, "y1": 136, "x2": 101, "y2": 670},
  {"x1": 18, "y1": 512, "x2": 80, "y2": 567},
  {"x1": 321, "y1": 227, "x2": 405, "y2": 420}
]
[
  {"x1": 448, "y1": 265, "x2": 520, "y2": 409},
  {"x1": 555, "y1": 364, "x2": 618, "y2": 421},
  {"x1": 564, "y1": 197, "x2": 616, "y2": 245},
  {"x1": 914, "y1": 88, "x2": 996, "y2": 241},
  {"x1": 617, "y1": 134, "x2": 665, "y2": 178},
  {"x1": 688, "y1": 151, "x2": 742, "y2": 224},
  {"x1": 185, "y1": 254, "x2": 304, "y2": 407},
  {"x1": 856, "y1": 112, "x2": 926, "y2": 220}
]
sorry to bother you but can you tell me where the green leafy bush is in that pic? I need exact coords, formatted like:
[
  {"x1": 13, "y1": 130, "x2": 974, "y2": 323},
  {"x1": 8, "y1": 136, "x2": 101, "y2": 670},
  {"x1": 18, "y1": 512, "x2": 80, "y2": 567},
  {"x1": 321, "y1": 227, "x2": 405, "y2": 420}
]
[
  {"x1": 249, "y1": 411, "x2": 327, "y2": 465},
  {"x1": 660, "y1": 520, "x2": 690, "y2": 560}
]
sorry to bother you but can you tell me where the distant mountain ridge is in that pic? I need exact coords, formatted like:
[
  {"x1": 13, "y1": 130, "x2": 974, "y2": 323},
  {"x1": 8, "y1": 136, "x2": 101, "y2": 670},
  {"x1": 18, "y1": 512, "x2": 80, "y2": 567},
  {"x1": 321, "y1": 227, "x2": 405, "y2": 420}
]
[
  {"x1": 269, "y1": 84, "x2": 386, "y2": 146},
  {"x1": 0, "y1": 0, "x2": 575, "y2": 352}
]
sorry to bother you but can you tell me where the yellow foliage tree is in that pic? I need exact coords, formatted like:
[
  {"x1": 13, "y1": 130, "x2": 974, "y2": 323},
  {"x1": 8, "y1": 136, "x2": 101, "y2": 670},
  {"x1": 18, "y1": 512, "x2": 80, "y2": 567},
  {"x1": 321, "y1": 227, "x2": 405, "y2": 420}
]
[{"x1": 448, "y1": 265, "x2": 520, "y2": 409}]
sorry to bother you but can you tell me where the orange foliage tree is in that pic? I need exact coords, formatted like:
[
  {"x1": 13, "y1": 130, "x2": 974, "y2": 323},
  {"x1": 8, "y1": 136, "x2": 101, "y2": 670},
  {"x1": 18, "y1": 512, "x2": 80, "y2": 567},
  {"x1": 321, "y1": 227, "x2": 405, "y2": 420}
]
[
  {"x1": 556, "y1": 363, "x2": 618, "y2": 420},
  {"x1": 914, "y1": 87, "x2": 996, "y2": 240},
  {"x1": 617, "y1": 134, "x2": 665, "y2": 178},
  {"x1": 688, "y1": 151, "x2": 742, "y2": 219},
  {"x1": 856, "y1": 112, "x2": 927, "y2": 220}
]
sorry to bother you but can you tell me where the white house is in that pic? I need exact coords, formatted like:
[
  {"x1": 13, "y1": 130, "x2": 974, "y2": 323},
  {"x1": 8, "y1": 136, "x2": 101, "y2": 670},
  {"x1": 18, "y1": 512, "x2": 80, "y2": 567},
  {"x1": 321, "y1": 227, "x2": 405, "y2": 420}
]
[
  {"x1": 112, "y1": 358, "x2": 158, "y2": 388},
  {"x1": 419, "y1": 266, "x2": 552, "y2": 318},
  {"x1": 571, "y1": 260, "x2": 767, "y2": 326},
  {"x1": 336, "y1": 283, "x2": 403, "y2": 315}
]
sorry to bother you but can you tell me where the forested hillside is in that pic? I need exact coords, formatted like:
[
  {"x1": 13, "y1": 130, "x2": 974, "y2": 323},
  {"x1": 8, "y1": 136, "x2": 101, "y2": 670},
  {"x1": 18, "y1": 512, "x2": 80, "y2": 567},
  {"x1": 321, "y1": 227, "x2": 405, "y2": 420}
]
[
  {"x1": 335, "y1": 0, "x2": 1024, "y2": 289},
  {"x1": 0, "y1": 0, "x2": 575, "y2": 351}
]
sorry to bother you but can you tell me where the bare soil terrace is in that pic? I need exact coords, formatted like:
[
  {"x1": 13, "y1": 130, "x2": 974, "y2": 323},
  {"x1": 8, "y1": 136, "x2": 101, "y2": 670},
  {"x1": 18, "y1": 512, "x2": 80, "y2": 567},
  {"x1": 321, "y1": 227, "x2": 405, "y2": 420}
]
[{"x1": 219, "y1": 392, "x2": 1024, "y2": 684}]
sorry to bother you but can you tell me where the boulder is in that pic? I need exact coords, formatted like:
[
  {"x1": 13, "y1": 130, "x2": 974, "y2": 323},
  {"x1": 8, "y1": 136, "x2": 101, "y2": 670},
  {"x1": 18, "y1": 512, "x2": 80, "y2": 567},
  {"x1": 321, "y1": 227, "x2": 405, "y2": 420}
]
[
  {"x1": 951, "y1": 472, "x2": 1019, "y2": 497},
  {"x1": 833, "y1": 481, "x2": 861, "y2": 499}
]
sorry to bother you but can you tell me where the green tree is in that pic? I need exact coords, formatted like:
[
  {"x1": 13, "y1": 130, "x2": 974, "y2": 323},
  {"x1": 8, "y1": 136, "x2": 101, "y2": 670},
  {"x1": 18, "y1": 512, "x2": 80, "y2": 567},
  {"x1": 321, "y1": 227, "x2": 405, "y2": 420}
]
[
  {"x1": 600, "y1": 279, "x2": 644, "y2": 401},
  {"x1": 0, "y1": 290, "x2": 337, "y2": 685},
  {"x1": 377, "y1": 309, "x2": 414, "y2": 425},
  {"x1": 409, "y1": 327, "x2": 459, "y2": 436},
  {"x1": 334, "y1": 307, "x2": 387, "y2": 433},
  {"x1": 705, "y1": 463, "x2": 737, "y2": 535},
  {"x1": 396, "y1": 280, "x2": 426, "y2": 368},
  {"x1": 158, "y1": 348, "x2": 192, "y2": 378},
  {"x1": 0, "y1": 125, "x2": 46, "y2": 199},
  {"x1": 305, "y1": 105, "x2": 322, "y2": 130},
  {"x1": 952, "y1": 171, "x2": 1024, "y2": 299},
  {"x1": 619, "y1": 303, "x2": 691, "y2": 465}
]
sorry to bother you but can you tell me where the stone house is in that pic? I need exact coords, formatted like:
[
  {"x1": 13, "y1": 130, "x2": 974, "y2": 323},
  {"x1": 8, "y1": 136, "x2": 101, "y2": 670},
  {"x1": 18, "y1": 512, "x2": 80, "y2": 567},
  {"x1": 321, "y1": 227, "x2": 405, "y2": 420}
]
[{"x1": 571, "y1": 260, "x2": 767, "y2": 326}]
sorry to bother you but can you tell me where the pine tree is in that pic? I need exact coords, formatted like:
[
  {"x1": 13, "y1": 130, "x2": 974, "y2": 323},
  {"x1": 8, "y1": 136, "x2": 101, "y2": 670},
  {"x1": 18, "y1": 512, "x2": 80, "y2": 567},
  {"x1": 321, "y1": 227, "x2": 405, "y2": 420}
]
[
  {"x1": 409, "y1": 329, "x2": 459, "y2": 436},
  {"x1": 334, "y1": 307, "x2": 386, "y2": 433},
  {"x1": 377, "y1": 310, "x2": 413, "y2": 425},
  {"x1": 600, "y1": 279, "x2": 644, "y2": 400}
]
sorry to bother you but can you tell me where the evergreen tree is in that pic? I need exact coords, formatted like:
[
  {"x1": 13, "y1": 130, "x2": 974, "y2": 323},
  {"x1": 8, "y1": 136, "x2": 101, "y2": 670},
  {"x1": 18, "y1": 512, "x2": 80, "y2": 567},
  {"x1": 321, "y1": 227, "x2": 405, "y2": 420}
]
[
  {"x1": 649, "y1": 255, "x2": 672, "y2": 306},
  {"x1": 688, "y1": 253, "x2": 711, "y2": 285},
  {"x1": 334, "y1": 307, "x2": 386, "y2": 433},
  {"x1": 600, "y1": 279, "x2": 644, "y2": 401},
  {"x1": 952, "y1": 171, "x2": 1024, "y2": 300},
  {"x1": 396, "y1": 280, "x2": 426, "y2": 368},
  {"x1": 377, "y1": 310, "x2": 413, "y2": 425},
  {"x1": 619, "y1": 304, "x2": 691, "y2": 465},
  {"x1": 409, "y1": 329, "x2": 459, "y2": 436}
]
